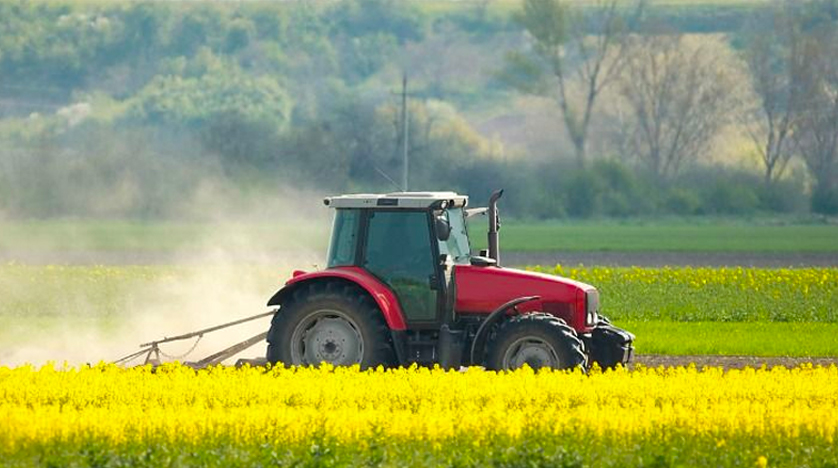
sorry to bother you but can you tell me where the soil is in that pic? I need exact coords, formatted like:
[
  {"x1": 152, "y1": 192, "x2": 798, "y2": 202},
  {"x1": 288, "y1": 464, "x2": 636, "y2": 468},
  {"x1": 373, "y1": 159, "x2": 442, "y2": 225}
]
[
  {"x1": 505, "y1": 251, "x2": 838, "y2": 268},
  {"x1": 632, "y1": 354, "x2": 838, "y2": 369}
]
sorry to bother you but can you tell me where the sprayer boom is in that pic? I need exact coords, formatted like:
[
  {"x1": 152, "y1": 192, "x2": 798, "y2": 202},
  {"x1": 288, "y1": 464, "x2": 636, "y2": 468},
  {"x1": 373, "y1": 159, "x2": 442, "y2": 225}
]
[{"x1": 114, "y1": 310, "x2": 274, "y2": 368}]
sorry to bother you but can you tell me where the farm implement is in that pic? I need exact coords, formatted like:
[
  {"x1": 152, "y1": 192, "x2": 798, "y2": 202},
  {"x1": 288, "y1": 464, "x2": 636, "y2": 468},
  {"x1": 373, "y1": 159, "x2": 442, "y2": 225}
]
[
  {"x1": 114, "y1": 311, "x2": 273, "y2": 368},
  {"x1": 117, "y1": 191, "x2": 633, "y2": 370}
]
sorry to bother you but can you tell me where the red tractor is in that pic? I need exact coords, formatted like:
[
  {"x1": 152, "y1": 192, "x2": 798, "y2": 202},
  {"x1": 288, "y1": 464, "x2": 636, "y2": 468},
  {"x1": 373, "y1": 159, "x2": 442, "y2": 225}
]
[{"x1": 265, "y1": 191, "x2": 633, "y2": 370}]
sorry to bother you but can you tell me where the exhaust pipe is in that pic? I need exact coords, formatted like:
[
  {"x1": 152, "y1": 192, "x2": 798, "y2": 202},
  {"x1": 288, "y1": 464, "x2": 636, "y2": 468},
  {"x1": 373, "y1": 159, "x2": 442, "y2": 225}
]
[{"x1": 488, "y1": 189, "x2": 503, "y2": 265}]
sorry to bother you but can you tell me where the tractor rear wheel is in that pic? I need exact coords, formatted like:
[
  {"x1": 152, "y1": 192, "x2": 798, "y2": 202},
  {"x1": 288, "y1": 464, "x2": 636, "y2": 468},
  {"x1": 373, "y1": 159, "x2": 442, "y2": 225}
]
[
  {"x1": 485, "y1": 313, "x2": 586, "y2": 371},
  {"x1": 266, "y1": 282, "x2": 395, "y2": 369}
]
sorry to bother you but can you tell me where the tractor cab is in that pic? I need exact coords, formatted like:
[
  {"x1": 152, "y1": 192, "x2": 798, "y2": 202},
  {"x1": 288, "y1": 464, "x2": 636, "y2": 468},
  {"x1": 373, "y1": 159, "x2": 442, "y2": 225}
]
[
  {"x1": 324, "y1": 192, "x2": 471, "y2": 326},
  {"x1": 265, "y1": 191, "x2": 634, "y2": 370}
]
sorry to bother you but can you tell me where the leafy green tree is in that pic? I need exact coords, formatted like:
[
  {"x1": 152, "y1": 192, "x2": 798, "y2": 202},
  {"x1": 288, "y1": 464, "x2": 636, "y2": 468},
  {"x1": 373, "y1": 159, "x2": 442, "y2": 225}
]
[
  {"x1": 167, "y1": 7, "x2": 224, "y2": 57},
  {"x1": 328, "y1": 0, "x2": 426, "y2": 44},
  {"x1": 224, "y1": 18, "x2": 256, "y2": 54},
  {"x1": 245, "y1": 5, "x2": 287, "y2": 41},
  {"x1": 128, "y1": 72, "x2": 291, "y2": 129},
  {"x1": 127, "y1": 70, "x2": 292, "y2": 169},
  {"x1": 0, "y1": 4, "x2": 118, "y2": 94},
  {"x1": 114, "y1": 3, "x2": 168, "y2": 61},
  {"x1": 338, "y1": 33, "x2": 398, "y2": 83}
]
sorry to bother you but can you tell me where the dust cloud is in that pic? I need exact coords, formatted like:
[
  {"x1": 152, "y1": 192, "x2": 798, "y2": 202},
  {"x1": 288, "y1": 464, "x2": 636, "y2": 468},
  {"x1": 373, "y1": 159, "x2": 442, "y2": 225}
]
[{"x1": 0, "y1": 184, "x2": 332, "y2": 367}]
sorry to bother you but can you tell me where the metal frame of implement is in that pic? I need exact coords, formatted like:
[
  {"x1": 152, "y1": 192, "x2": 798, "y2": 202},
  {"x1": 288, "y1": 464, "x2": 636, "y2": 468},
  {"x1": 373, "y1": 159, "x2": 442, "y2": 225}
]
[{"x1": 114, "y1": 310, "x2": 275, "y2": 368}]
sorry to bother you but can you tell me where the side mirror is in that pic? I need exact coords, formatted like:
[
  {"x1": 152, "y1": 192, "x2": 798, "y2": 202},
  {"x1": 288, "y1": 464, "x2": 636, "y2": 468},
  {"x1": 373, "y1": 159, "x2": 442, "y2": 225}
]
[{"x1": 435, "y1": 216, "x2": 451, "y2": 241}]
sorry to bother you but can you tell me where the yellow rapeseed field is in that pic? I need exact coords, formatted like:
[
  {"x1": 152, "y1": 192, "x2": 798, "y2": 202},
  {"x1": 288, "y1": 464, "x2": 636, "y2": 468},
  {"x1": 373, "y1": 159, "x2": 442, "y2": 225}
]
[
  {"x1": 1, "y1": 363, "x2": 838, "y2": 466},
  {"x1": 3, "y1": 264, "x2": 838, "y2": 465}
]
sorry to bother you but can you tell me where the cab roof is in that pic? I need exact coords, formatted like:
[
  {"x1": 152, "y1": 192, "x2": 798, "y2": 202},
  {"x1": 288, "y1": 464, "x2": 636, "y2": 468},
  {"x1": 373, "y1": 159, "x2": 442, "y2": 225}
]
[{"x1": 324, "y1": 192, "x2": 468, "y2": 209}]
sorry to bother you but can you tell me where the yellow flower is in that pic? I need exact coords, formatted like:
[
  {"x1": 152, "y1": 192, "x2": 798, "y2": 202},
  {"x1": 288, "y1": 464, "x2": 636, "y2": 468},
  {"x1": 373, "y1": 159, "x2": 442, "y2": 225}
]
[{"x1": 0, "y1": 364, "x2": 836, "y2": 451}]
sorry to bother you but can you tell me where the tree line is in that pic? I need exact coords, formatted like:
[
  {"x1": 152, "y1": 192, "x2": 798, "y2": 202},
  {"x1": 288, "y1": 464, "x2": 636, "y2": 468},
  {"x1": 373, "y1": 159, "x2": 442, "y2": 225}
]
[
  {"x1": 0, "y1": 0, "x2": 836, "y2": 219},
  {"x1": 503, "y1": 0, "x2": 838, "y2": 214}
]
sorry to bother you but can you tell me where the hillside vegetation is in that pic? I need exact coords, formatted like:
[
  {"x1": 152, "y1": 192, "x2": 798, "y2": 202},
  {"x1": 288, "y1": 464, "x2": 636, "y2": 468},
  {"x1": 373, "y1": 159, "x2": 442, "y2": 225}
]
[{"x1": 1, "y1": 0, "x2": 836, "y2": 220}]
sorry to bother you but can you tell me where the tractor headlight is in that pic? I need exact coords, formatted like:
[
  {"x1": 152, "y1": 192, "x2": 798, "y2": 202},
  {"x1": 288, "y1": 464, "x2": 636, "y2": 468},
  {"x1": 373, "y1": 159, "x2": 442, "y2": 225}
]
[{"x1": 585, "y1": 290, "x2": 599, "y2": 326}]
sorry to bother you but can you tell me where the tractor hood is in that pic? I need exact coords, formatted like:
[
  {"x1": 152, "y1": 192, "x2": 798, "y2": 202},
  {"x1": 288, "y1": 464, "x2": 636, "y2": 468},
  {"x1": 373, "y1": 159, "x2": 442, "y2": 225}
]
[{"x1": 454, "y1": 265, "x2": 598, "y2": 331}]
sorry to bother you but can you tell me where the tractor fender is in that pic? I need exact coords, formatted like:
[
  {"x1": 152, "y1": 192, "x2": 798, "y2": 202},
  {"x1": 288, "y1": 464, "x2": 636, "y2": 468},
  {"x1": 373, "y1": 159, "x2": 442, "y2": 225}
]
[
  {"x1": 469, "y1": 295, "x2": 541, "y2": 366},
  {"x1": 266, "y1": 266, "x2": 407, "y2": 331}
]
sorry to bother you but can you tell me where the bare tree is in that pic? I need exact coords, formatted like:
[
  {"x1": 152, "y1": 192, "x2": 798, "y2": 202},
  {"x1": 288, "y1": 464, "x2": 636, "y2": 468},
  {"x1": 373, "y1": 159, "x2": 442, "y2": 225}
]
[
  {"x1": 741, "y1": 6, "x2": 807, "y2": 184},
  {"x1": 618, "y1": 34, "x2": 735, "y2": 180},
  {"x1": 501, "y1": 0, "x2": 634, "y2": 167},
  {"x1": 792, "y1": 26, "x2": 838, "y2": 213}
]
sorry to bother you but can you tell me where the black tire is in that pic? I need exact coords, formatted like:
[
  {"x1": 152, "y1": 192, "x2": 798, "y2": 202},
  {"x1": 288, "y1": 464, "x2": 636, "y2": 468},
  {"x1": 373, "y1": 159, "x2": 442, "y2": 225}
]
[
  {"x1": 485, "y1": 313, "x2": 586, "y2": 371},
  {"x1": 266, "y1": 282, "x2": 395, "y2": 369}
]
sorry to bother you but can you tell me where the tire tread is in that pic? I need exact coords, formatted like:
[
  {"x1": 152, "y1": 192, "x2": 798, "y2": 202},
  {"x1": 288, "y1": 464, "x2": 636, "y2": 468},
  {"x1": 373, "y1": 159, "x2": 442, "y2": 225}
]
[
  {"x1": 266, "y1": 281, "x2": 395, "y2": 368},
  {"x1": 485, "y1": 312, "x2": 586, "y2": 370}
]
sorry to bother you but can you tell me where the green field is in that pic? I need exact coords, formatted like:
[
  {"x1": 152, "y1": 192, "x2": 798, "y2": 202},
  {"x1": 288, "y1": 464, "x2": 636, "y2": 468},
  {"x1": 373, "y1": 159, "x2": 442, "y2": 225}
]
[
  {"x1": 2, "y1": 219, "x2": 837, "y2": 255},
  {"x1": 0, "y1": 220, "x2": 328, "y2": 254},
  {"x1": 2, "y1": 263, "x2": 837, "y2": 361},
  {"x1": 530, "y1": 265, "x2": 838, "y2": 322},
  {"x1": 623, "y1": 321, "x2": 838, "y2": 356},
  {"x1": 4, "y1": 429, "x2": 834, "y2": 468}
]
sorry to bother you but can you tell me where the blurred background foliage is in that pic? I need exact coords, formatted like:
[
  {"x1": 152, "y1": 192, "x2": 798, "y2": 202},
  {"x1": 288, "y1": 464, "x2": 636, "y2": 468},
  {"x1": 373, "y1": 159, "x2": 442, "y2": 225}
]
[{"x1": 0, "y1": 0, "x2": 836, "y2": 219}]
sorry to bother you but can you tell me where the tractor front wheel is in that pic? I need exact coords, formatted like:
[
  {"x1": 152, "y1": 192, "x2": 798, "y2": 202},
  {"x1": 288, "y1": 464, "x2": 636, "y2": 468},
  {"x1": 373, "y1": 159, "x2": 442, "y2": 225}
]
[
  {"x1": 266, "y1": 282, "x2": 395, "y2": 369},
  {"x1": 485, "y1": 313, "x2": 586, "y2": 371}
]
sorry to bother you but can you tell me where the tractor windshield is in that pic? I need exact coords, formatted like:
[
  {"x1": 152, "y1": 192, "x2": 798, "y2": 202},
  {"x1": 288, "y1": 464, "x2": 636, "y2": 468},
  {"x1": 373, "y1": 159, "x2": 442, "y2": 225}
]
[
  {"x1": 438, "y1": 207, "x2": 470, "y2": 264},
  {"x1": 327, "y1": 209, "x2": 360, "y2": 267}
]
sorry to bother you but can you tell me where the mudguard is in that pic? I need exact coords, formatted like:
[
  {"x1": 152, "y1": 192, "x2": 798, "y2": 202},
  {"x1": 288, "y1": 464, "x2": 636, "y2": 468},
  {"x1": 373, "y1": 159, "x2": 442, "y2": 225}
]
[{"x1": 266, "y1": 266, "x2": 407, "y2": 331}]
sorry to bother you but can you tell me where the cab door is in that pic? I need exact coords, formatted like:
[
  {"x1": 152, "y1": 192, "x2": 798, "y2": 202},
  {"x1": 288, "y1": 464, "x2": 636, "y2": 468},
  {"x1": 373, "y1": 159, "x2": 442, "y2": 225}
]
[{"x1": 362, "y1": 210, "x2": 441, "y2": 327}]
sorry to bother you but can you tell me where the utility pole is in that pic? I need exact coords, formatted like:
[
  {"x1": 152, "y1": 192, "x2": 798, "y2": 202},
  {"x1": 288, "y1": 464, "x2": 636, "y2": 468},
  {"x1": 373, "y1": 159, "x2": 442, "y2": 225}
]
[
  {"x1": 400, "y1": 74, "x2": 409, "y2": 192},
  {"x1": 391, "y1": 73, "x2": 416, "y2": 192}
]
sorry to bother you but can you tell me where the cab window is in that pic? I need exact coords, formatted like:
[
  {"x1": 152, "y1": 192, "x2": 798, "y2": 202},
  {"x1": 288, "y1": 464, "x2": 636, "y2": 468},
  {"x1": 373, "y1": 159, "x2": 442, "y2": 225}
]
[
  {"x1": 437, "y1": 207, "x2": 470, "y2": 264},
  {"x1": 364, "y1": 210, "x2": 436, "y2": 322},
  {"x1": 327, "y1": 209, "x2": 359, "y2": 267}
]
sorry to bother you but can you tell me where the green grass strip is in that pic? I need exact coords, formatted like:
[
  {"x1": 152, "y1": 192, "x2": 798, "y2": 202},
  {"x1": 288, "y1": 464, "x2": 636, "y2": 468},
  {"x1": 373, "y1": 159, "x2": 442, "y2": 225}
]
[
  {"x1": 621, "y1": 320, "x2": 838, "y2": 357},
  {"x1": 531, "y1": 265, "x2": 838, "y2": 322},
  {"x1": 2, "y1": 431, "x2": 832, "y2": 468},
  {"x1": 0, "y1": 220, "x2": 328, "y2": 253}
]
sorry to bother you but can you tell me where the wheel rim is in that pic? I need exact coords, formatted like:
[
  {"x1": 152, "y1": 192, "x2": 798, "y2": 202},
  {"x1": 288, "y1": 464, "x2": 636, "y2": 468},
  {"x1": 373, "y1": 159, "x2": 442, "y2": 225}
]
[
  {"x1": 290, "y1": 309, "x2": 364, "y2": 366},
  {"x1": 501, "y1": 337, "x2": 560, "y2": 370}
]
